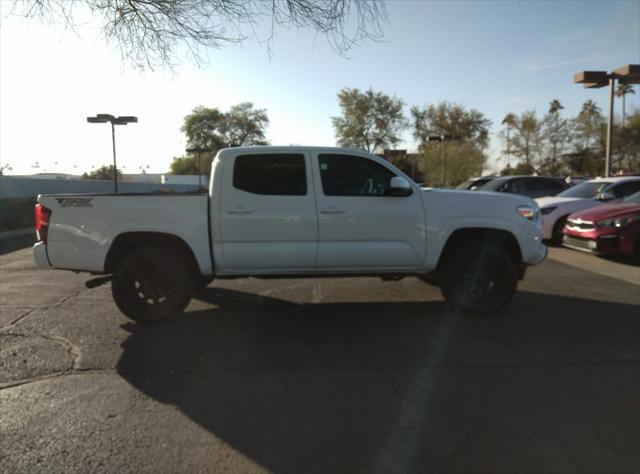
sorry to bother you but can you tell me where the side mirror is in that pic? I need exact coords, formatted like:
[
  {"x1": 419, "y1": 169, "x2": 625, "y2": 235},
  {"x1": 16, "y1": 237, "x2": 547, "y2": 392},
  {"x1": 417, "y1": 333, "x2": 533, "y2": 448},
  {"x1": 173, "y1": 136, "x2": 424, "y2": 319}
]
[
  {"x1": 388, "y1": 176, "x2": 412, "y2": 196},
  {"x1": 597, "y1": 190, "x2": 615, "y2": 201}
]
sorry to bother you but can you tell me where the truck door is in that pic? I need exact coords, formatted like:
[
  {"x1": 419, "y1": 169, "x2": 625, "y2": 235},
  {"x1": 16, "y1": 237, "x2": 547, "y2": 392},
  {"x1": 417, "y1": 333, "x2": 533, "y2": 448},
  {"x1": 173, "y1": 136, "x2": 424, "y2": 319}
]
[
  {"x1": 312, "y1": 152, "x2": 426, "y2": 270},
  {"x1": 219, "y1": 151, "x2": 318, "y2": 271}
]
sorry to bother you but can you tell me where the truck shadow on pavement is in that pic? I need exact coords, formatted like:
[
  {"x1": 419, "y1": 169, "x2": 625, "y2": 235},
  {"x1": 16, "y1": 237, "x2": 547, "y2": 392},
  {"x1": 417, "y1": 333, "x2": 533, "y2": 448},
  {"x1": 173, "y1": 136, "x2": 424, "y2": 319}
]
[{"x1": 115, "y1": 287, "x2": 640, "y2": 473}]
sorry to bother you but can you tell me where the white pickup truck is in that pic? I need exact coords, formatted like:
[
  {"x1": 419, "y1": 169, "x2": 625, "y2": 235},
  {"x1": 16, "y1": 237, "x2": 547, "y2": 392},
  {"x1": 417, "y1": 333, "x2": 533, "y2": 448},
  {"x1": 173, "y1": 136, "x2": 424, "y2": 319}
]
[{"x1": 33, "y1": 146, "x2": 546, "y2": 322}]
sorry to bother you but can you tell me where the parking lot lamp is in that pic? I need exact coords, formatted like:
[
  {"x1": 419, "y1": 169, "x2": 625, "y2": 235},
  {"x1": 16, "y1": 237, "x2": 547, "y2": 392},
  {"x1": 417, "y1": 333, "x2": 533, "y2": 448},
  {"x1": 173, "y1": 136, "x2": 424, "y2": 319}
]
[
  {"x1": 86, "y1": 114, "x2": 138, "y2": 192},
  {"x1": 574, "y1": 65, "x2": 640, "y2": 177}
]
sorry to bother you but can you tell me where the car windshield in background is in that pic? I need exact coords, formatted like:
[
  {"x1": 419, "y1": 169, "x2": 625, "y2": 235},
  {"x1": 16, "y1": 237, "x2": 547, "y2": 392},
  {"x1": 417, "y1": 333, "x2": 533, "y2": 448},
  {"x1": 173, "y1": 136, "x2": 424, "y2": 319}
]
[
  {"x1": 456, "y1": 177, "x2": 494, "y2": 190},
  {"x1": 478, "y1": 178, "x2": 507, "y2": 191},
  {"x1": 455, "y1": 179, "x2": 475, "y2": 190},
  {"x1": 623, "y1": 190, "x2": 640, "y2": 203},
  {"x1": 556, "y1": 181, "x2": 610, "y2": 198}
]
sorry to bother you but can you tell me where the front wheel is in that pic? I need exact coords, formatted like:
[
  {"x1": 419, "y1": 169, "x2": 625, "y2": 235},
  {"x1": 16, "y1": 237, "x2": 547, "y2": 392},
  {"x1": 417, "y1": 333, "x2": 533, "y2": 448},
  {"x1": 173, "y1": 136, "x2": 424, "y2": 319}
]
[
  {"x1": 439, "y1": 243, "x2": 518, "y2": 316},
  {"x1": 551, "y1": 215, "x2": 569, "y2": 246},
  {"x1": 111, "y1": 248, "x2": 194, "y2": 323}
]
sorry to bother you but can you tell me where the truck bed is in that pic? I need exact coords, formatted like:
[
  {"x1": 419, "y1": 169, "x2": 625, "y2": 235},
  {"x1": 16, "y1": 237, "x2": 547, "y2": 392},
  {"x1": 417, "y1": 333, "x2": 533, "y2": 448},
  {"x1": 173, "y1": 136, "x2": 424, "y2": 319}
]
[{"x1": 36, "y1": 193, "x2": 212, "y2": 274}]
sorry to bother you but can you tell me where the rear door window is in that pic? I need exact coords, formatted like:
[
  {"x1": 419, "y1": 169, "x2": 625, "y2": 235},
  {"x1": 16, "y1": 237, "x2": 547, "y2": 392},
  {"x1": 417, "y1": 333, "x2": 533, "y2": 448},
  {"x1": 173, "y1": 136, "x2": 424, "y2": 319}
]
[{"x1": 233, "y1": 154, "x2": 307, "y2": 195}]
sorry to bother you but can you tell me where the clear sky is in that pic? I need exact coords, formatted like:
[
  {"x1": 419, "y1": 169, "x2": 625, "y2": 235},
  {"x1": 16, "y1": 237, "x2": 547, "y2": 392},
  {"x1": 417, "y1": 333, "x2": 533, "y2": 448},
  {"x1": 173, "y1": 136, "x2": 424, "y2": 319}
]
[{"x1": 1, "y1": 0, "x2": 639, "y2": 176}]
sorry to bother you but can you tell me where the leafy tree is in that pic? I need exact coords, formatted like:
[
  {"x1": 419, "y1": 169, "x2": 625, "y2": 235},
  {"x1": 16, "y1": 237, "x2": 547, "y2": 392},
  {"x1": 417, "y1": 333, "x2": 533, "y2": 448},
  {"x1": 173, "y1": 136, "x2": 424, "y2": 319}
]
[
  {"x1": 411, "y1": 102, "x2": 491, "y2": 149},
  {"x1": 508, "y1": 110, "x2": 544, "y2": 172},
  {"x1": 218, "y1": 102, "x2": 269, "y2": 147},
  {"x1": 332, "y1": 87, "x2": 407, "y2": 153},
  {"x1": 181, "y1": 107, "x2": 226, "y2": 152},
  {"x1": 500, "y1": 161, "x2": 535, "y2": 176},
  {"x1": 172, "y1": 102, "x2": 269, "y2": 175},
  {"x1": 11, "y1": 0, "x2": 387, "y2": 69},
  {"x1": 181, "y1": 103, "x2": 268, "y2": 151},
  {"x1": 82, "y1": 165, "x2": 122, "y2": 180},
  {"x1": 410, "y1": 102, "x2": 490, "y2": 187},
  {"x1": 541, "y1": 99, "x2": 569, "y2": 175},
  {"x1": 416, "y1": 141, "x2": 486, "y2": 188},
  {"x1": 560, "y1": 100, "x2": 606, "y2": 176},
  {"x1": 572, "y1": 100, "x2": 604, "y2": 152},
  {"x1": 169, "y1": 155, "x2": 210, "y2": 177}
]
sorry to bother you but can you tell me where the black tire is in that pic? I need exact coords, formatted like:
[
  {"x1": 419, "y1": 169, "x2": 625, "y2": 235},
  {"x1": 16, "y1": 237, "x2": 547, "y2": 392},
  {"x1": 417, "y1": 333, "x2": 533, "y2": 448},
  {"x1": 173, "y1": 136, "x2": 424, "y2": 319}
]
[
  {"x1": 439, "y1": 243, "x2": 518, "y2": 316},
  {"x1": 551, "y1": 215, "x2": 569, "y2": 246},
  {"x1": 111, "y1": 248, "x2": 194, "y2": 323}
]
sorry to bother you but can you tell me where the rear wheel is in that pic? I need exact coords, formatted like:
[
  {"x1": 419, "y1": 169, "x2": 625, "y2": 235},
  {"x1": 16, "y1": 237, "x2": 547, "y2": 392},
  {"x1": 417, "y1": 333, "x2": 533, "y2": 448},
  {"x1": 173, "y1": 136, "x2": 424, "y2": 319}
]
[
  {"x1": 111, "y1": 248, "x2": 194, "y2": 323},
  {"x1": 439, "y1": 243, "x2": 518, "y2": 316}
]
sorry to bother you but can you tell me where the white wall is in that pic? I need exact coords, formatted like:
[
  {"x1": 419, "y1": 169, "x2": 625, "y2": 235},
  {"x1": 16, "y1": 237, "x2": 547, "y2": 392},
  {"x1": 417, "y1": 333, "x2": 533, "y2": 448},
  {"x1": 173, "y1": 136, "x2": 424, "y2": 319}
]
[
  {"x1": 161, "y1": 175, "x2": 207, "y2": 186},
  {"x1": 0, "y1": 176, "x2": 201, "y2": 198}
]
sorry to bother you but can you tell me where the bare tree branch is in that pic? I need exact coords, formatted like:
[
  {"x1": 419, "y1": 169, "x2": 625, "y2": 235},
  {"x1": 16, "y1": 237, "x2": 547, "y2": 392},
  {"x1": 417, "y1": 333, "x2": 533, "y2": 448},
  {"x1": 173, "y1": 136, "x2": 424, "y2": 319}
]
[{"x1": 9, "y1": 0, "x2": 388, "y2": 70}]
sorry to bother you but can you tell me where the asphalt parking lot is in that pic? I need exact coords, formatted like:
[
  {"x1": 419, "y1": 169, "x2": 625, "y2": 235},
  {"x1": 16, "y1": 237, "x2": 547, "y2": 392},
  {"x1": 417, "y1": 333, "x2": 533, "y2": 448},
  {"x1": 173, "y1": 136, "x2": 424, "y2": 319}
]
[{"x1": 1, "y1": 243, "x2": 639, "y2": 473}]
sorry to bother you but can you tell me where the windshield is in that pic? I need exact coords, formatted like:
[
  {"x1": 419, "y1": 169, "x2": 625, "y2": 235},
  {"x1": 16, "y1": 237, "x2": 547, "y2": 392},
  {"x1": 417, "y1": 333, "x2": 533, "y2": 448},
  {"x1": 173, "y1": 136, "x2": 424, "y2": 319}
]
[
  {"x1": 556, "y1": 181, "x2": 610, "y2": 198},
  {"x1": 623, "y1": 190, "x2": 640, "y2": 203}
]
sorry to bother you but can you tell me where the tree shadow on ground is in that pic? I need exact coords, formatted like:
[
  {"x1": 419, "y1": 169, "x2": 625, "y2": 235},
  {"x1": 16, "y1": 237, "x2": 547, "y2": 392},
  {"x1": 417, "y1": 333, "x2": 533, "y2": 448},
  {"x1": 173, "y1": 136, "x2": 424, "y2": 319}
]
[{"x1": 116, "y1": 287, "x2": 640, "y2": 473}]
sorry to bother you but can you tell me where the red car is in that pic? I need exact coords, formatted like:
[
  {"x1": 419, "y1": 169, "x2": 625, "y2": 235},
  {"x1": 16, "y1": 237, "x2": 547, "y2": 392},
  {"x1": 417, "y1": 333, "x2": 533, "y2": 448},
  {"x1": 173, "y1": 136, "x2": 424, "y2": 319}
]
[{"x1": 563, "y1": 190, "x2": 640, "y2": 259}]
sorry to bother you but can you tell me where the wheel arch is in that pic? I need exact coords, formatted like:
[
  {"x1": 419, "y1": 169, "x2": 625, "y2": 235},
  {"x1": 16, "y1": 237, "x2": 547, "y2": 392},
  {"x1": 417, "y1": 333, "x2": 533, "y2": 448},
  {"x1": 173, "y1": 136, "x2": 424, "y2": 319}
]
[
  {"x1": 104, "y1": 232, "x2": 202, "y2": 277},
  {"x1": 437, "y1": 227, "x2": 524, "y2": 279}
]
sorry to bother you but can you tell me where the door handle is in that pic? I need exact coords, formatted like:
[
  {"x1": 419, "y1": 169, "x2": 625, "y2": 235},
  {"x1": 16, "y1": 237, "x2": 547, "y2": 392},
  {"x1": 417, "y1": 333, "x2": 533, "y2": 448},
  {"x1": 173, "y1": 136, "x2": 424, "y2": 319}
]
[
  {"x1": 320, "y1": 208, "x2": 346, "y2": 214},
  {"x1": 227, "y1": 209, "x2": 253, "y2": 214}
]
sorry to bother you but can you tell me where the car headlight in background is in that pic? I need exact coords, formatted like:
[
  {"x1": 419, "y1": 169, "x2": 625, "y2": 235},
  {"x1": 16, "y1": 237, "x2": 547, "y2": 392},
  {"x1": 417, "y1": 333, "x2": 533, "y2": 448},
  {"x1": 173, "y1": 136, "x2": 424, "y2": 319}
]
[
  {"x1": 540, "y1": 206, "x2": 557, "y2": 216},
  {"x1": 597, "y1": 214, "x2": 640, "y2": 228},
  {"x1": 516, "y1": 205, "x2": 540, "y2": 221}
]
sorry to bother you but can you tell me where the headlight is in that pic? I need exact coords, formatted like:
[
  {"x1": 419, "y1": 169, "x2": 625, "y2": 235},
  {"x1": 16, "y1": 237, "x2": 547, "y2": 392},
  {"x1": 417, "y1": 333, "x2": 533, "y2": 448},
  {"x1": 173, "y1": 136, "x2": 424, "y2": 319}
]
[
  {"x1": 597, "y1": 214, "x2": 640, "y2": 228},
  {"x1": 540, "y1": 206, "x2": 557, "y2": 216},
  {"x1": 516, "y1": 205, "x2": 539, "y2": 221}
]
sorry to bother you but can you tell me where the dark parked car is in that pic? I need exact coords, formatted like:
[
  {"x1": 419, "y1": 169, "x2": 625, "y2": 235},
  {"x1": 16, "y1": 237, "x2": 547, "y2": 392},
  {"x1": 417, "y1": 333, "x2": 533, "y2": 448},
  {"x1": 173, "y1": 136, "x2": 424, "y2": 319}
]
[
  {"x1": 477, "y1": 175, "x2": 570, "y2": 199},
  {"x1": 455, "y1": 176, "x2": 497, "y2": 190}
]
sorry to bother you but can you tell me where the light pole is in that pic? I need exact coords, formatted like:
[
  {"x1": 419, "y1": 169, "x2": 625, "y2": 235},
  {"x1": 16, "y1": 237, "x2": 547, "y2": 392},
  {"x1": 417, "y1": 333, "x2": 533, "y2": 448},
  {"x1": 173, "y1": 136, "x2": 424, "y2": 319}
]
[
  {"x1": 573, "y1": 64, "x2": 639, "y2": 177},
  {"x1": 426, "y1": 135, "x2": 461, "y2": 187},
  {"x1": 185, "y1": 146, "x2": 212, "y2": 191},
  {"x1": 87, "y1": 114, "x2": 138, "y2": 192}
]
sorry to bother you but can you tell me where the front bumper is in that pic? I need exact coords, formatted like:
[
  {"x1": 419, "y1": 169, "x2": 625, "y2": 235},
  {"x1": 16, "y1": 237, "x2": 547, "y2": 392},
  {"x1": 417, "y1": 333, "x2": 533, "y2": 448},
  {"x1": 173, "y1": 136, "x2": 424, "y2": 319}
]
[
  {"x1": 562, "y1": 232, "x2": 622, "y2": 256},
  {"x1": 529, "y1": 241, "x2": 548, "y2": 265},
  {"x1": 33, "y1": 242, "x2": 51, "y2": 268}
]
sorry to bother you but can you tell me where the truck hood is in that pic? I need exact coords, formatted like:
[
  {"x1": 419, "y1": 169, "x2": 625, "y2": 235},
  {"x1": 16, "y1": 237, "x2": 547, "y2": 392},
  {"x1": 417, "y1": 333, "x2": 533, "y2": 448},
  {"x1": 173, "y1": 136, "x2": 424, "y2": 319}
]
[
  {"x1": 422, "y1": 188, "x2": 538, "y2": 217},
  {"x1": 570, "y1": 202, "x2": 640, "y2": 222},
  {"x1": 422, "y1": 188, "x2": 537, "y2": 207}
]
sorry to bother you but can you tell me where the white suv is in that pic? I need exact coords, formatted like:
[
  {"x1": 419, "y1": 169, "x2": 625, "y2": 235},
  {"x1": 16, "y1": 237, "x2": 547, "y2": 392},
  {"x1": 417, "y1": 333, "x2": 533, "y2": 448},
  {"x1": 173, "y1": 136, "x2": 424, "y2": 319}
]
[{"x1": 536, "y1": 177, "x2": 640, "y2": 244}]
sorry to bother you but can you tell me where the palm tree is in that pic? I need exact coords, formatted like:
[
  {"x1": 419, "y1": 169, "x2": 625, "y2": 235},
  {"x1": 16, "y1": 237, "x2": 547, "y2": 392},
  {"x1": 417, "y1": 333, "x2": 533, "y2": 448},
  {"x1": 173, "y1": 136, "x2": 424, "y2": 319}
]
[
  {"x1": 549, "y1": 99, "x2": 564, "y2": 115},
  {"x1": 615, "y1": 83, "x2": 635, "y2": 128},
  {"x1": 501, "y1": 113, "x2": 517, "y2": 166},
  {"x1": 577, "y1": 100, "x2": 601, "y2": 150},
  {"x1": 547, "y1": 99, "x2": 565, "y2": 173}
]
